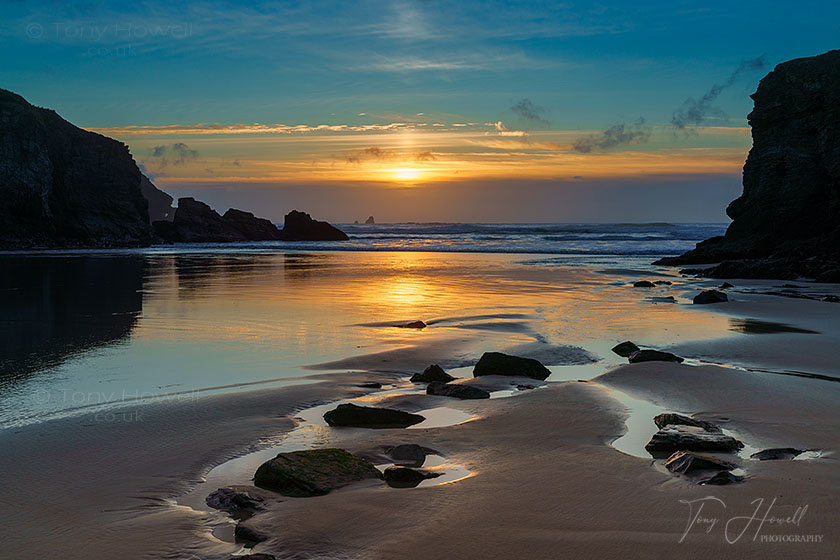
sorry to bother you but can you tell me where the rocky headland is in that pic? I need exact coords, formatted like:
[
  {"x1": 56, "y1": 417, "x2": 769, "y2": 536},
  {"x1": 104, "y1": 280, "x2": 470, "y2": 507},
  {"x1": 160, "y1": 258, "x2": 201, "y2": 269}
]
[
  {"x1": 0, "y1": 89, "x2": 349, "y2": 248},
  {"x1": 0, "y1": 88, "x2": 154, "y2": 248},
  {"x1": 656, "y1": 50, "x2": 840, "y2": 281}
]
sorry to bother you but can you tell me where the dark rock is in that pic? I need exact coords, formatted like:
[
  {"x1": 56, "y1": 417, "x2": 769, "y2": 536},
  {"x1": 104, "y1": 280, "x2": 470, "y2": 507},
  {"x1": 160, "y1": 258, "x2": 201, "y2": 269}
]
[
  {"x1": 700, "y1": 471, "x2": 744, "y2": 485},
  {"x1": 654, "y1": 413, "x2": 722, "y2": 433},
  {"x1": 365, "y1": 215, "x2": 375, "y2": 225},
  {"x1": 633, "y1": 280, "x2": 656, "y2": 287},
  {"x1": 646, "y1": 427, "x2": 743, "y2": 456},
  {"x1": 0, "y1": 88, "x2": 156, "y2": 248},
  {"x1": 234, "y1": 523, "x2": 267, "y2": 544},
  {"x1": 750, "y1": 447, "x2": 803, "y2": 461},
  {"x1": 665, "y1": 451, "x2": 739, "y2": 475},
  {"x1": 410, "y1": 364, "x2": 455, "y2": 383},
  {"x1": 230, "y1": 555, "x2": 276, "y2": 560},
  {"x1": 823, "y1": 295, "x2": 840, "y2": 303},
  {"x1": 383, "y1": 466, "x2": 441, "y2": 488},
  {"x1": 719, "y1": 282, "x2": 734, "y2": 289},
  {"x1": 153, "y1": 197, "x2": 283, "y2": 243},
  {"x1": 693, "y1": 290, "x2": 728, "y2": 304},
  {"x1": 206, "y1": 485, "x2": 272, "y2": 516},
  {"x1": 651, "y1": 296, "x2": 676, "y2": 303},
  {"x1": 253, "y1": 448, "x2": 381, "y2": 496},
  {"x1": 654, "y1": 280, "x2": 673, "y2": 285},
  {"x1": 816, "y1": 269, "x2": 840, "y2": 283},
  {"x1": 611, "y1": 341, "x2": 640, "y2": 357},
  {"x1": 680, "y1": 268, "x2": 705, "y2": 276},
  {"x1": 473, "y1": 352, "x2": 551, "y2": 380},
  {"x1": 278, "y1": 210, "x2": 348, "y2": 241},
  {"x1": 357, "y1": 382, "x2": 382, "y2": 389},
  {"x1": 140, "y1": 174, "x2": 174, "y2": 223},
  {"x1": 390, "y1": 444, "x2": 428, "y2": 466},
  {"x1": 628, "y1": 349, "x2": 684, "y2": 364},
  {"x1": 398, "y1": 320, "x2": 427, "y2": 329},
  {"x1": 222, "y1": 208, "x2": 282, "y2": 241},
  {"x1": 323, "y1": 403, "x2": 425, "y2": 428},
  {"x1": 655, "y1": 51, "x2": 840, "y2": 280},
  {"x1": 426, "y1": 381, "x2": 490, "y2": 400}
]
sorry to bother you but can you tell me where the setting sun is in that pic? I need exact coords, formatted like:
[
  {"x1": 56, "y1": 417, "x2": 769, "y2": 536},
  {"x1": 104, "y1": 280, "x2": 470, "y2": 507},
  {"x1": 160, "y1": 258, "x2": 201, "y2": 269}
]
[{"x1": 390, "y1": 168, "x2": 421, "y2": 181}]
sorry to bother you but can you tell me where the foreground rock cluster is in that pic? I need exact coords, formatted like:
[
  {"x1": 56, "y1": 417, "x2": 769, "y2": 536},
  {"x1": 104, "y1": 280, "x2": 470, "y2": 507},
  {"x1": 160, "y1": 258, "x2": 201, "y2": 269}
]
[{"x1": 645, "y1": 412, "x2": 806, "y2": 485}]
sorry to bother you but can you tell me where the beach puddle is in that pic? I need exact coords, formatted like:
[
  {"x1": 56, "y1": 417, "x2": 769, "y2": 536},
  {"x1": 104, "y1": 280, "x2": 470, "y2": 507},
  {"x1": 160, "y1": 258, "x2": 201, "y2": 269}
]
[
  {"x1": 375, "y1": 454, "x2": 473, "y2": 488},
  {"x1": 603, "y1": 386, "x2": 760, "y2": 466}
]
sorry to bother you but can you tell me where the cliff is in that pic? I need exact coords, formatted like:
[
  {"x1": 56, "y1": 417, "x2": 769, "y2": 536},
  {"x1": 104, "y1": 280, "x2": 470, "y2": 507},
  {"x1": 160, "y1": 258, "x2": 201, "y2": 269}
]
[
  {"x1": 140, "y1": 174, "x2": 174, "y2": 223},
  {"x1": 0, "y1": 89, "x2": 154, "y2": 248},
  {"x1": 657, "y1": 50, "x2": 840, "y2": 281}
]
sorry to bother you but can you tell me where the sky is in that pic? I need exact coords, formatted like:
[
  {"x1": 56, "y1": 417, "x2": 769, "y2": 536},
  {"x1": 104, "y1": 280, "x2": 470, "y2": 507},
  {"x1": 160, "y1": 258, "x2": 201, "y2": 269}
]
[{"x1": 2, "y1": 1, "x2": 838, "y2": 223}]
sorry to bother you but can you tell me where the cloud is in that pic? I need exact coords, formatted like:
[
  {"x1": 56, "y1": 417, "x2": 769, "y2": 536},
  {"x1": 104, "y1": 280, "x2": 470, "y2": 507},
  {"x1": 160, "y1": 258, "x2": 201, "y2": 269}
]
[
  {"x1": 671, "y1": 56, "x2": 767, "y2": 129},
  {"x1": 510, "y1": 98, "x2": 550, "y2": 127},
  {"x1": 147, "y1": 142, "x2": 200, "y2": 168},
  {"x1": 572, "y1": 118, "x2": 651, "y2": 153},
  {"x1": 413, "y1": 150, "x2": 437, "y2": 162},
  {"x1": 345, "y1": 146, "x2": 437, "y2": 164}
]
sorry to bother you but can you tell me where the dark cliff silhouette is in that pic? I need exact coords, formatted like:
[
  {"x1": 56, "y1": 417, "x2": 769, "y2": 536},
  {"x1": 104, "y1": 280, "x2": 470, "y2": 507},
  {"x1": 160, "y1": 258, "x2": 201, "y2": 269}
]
[
  {"x1": 1, "y1": 89, "x2": 348, "y2": 248},
  {"x1": 657, "y1": 50, "x2": 840, "y2": 281},
  {"x1": 0, "y1": 89, "x2": 154, "y2": 248}
]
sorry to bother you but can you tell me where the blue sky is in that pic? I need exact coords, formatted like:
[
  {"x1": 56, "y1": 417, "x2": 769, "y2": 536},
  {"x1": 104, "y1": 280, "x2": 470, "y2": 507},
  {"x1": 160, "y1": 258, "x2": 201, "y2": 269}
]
[{"x1": 2, "y1": 1, "x2": 837, "y2": 222}]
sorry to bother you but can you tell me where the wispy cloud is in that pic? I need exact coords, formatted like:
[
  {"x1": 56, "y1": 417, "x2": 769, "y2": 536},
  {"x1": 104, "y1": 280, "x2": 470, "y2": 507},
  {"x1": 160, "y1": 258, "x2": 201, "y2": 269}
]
[
  {"x1": 671, "y1": 56, "x2": 767, "y2": 129},
  {"x1": 572, "y1": 118, "x2": 651, "y2": 153},
  {"x1": 345, "y1": 146, "x2": 438, "y2": 164},
  {"x1": 510, "y1": 98, "x2": 550, "y2": 128}
]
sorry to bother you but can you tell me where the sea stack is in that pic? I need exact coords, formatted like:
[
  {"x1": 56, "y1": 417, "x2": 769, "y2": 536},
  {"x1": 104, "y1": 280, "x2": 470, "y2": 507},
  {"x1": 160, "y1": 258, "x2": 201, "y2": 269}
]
[
  {"x1": 656, "y1": 50, "x2": 840, "y2": 281},
  {"x1": 279, "y1": 210, "x2": 349, "y2": 241}
]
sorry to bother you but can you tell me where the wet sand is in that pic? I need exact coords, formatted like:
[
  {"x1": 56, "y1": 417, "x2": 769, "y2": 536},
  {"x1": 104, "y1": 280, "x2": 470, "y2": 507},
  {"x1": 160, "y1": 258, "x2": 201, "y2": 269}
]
[{"x1": 1, "y1": 258, "x2": 839, "y2": 559}]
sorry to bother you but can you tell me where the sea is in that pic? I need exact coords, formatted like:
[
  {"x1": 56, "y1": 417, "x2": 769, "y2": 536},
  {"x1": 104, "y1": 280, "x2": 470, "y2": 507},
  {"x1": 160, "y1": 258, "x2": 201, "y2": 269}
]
[{"x1": 0, "y1": 222, "x2": 727, "y2": 428}]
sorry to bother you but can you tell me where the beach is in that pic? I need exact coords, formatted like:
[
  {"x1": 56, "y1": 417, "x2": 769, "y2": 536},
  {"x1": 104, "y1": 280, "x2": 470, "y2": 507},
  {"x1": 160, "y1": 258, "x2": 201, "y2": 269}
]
[{"x1": 1, "y1": 247, "x2": 838, "y2": 559}]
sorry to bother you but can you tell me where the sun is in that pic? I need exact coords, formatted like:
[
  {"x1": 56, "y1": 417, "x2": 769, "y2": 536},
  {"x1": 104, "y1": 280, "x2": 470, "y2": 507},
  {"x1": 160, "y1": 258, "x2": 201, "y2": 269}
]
[{"x1": 390, "y1": 168, "x2": 420, "y2": 181}]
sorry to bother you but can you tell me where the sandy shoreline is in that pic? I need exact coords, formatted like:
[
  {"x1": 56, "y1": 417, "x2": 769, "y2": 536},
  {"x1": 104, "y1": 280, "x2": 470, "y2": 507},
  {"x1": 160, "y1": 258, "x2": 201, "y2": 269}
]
[{"x1": 1, "y1": 268, "x2": 839, "y2": 559}]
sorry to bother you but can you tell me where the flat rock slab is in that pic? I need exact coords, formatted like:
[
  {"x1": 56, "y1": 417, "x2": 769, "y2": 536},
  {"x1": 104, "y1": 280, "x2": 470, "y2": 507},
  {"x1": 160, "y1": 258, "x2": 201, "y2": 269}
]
[
  {"x1": 628, "y1": 349, "x2": 684, "y2": 363},
  {"x1": 427, "y1": 381, "x2": 490, "y2": 400},
  {"x1": 324, "y1": 403, "x2": 425, "y2": 428},
  {"x1": 751, "y1": 447, "x2": 803, "y2": 460},
  {"x1": 473, "y1": 352, "x2": 551, "y2": 380},
  {"x1": 700, "y1": 471, "x2": 744, "y2": 485},
  {"x1": 411, "y1": 364, "x2": 455, "y2": 383},
  {"x1": 654, "y1": 413, "x2": 722, "y2": 433},
  {"x1": 253, "y1": 448, "x2": 382, "y2": 497},
  {"x1": 383, "y1": 466, "x2": 442, "y2": 488},
  {"x1": 646, "y1": 426, "x2": 743, "y2": 456},
  {"x1": 665, "y1": 451, "x2": 738, "y2": 475}
]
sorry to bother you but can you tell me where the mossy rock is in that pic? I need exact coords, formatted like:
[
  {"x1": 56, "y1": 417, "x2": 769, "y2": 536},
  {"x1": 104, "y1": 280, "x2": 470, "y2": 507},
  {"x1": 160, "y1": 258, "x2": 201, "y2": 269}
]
[{"x1": 254, "y1": 448, "x2": 382, "y2": 497}]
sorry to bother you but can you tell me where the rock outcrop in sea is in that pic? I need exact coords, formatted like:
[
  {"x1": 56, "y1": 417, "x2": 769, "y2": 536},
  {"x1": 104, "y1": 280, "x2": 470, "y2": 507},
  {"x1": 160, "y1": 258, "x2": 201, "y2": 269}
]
[
  {"x1": 656, "y1": 51, "x2": 840, "y2": 281},
  {"x1": 153, "y1": 197, "x2": 287, "y2": 243},
  {"x1": 0, "y1": 88, "x2": 154, "y2": 248},
  {"x1": 278, "y1": 210, "x2": 349, "y2": 241}
]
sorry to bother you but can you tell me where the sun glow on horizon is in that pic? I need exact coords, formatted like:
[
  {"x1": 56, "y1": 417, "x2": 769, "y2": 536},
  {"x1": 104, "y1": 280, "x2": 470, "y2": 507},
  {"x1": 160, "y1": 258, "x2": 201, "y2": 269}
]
[{"x1": 389, "y1": 167, "x2": 422, "y2": 181}]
